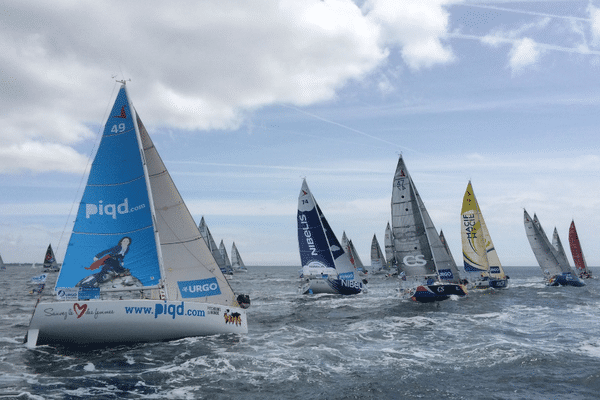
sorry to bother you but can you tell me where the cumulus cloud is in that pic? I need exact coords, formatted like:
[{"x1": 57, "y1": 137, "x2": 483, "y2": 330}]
[
  {"x1": 0, "y1": 0, "x2": 461, "y2": 174},
  {"x1": 508, "y1": 37, "x2": 540, "y2": 73},
  {"x1": 0, "y1": 141, "x2": 88, "y2": 174}
]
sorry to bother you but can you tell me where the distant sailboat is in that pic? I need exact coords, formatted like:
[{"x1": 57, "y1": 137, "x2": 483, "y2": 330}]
[
  {"x1": 26, "y1": 83, "x2": 248, "y2": 347},
  {"x1": 343, "y1": 234, "x2": 367, "y2": 276},
  {"x1": 370, "y1": 234, "x2": 387, "y2": 275},
  {"x1": 460, "y1": 182, "x2": 508, "y2": 289},
  {"x1": 391, "y1": 156, "x2": 467, "y2": 302},
  {"x1": 42, "y1": 244, "x2": 60, "y2": 272},
  {"x1": 0, "y1": 254, "x2": 5, "y2": 270},
  {"x1": 231, "y1": 242, "x2": 247, "y2": 272},
  {"x1": 523, "y1": 210, "x2": 584, "y2": 287},
  {"x1": 568, "y1": 221, "x2": 592, "y2": 279},
  {"x1": 199, "y1": 217, "x2": 232, "y2": 276},
  {"x1": 297, "y1": 179, "x2": 365, "y2": 295},
  {"x1": 383, "y1": 222, "x2": 397, "y2": 274},
  {"x1": 219, "y1": 240, "x2": 233, "y2": 274}
]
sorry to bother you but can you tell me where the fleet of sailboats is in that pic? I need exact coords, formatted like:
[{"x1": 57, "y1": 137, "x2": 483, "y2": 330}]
[
  {"x1": 524, "y1": 210, "x2": 584, "y2": 287},
  {"x1": 25, "y1": 83, "x2": 249, "y2": 347}
]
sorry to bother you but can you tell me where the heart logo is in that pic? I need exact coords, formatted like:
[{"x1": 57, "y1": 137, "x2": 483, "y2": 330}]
[{"x1": 73, "y1": 303, "x2": 87, "y2": 319}]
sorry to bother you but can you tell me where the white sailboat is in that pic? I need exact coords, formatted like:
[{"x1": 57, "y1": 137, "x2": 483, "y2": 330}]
[
  {"x1": 460, "y1": 182, "x2": 508, "y2": 289},
  {"x1": 297, "y1": 179, "x2": 365, "y2": 295},
  {"x1": 343, "y1": 233, "x2": 367, "y2": 276},
  {"x1": 0, "y1": 254, "x2": 5, "y2": 270},
  {"x1": 369, "y1": 234, "x2": 387, "y2": 275},
  {"x1": 199, "y1": 216, "x2": 232, "y2": 276},
  {"x1": 383, "y1": 222, "x2": 397, "y2": 274},
  {"x1": 231, "y1": 242, "x2": 247, "y2": 272},
  {"x1": 523, "y1": 210, "x2": 584, "y2": 287},
  {"x1": 219, "y1": 240, "x2": 233, "y2": 273},
  {"x1": 42, "y1": 244, "x2": 60, "y2": 272},
  {"x1": 391, "y1": 156, "x2": 467, "y2": 302},
  {"x1": 26, "y1": 83, "x2": 248, "y2": 347}
]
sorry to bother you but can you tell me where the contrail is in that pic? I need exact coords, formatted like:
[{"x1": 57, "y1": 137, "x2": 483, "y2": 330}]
[
  {"x1": 281, "y1": 104, "x2": 418, "y2": 153},
  {"x1": 464, "y1": 3, "x2": 589, "y2": 21}
]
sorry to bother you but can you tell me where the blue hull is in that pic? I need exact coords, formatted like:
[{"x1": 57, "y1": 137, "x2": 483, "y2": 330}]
[
  {"x1": 489, "y1": 278, "x2": 509, "y2": 289},
  {"x1": 411, "y1": 284, "x2": 467, "y2": 303},
  {"x1": 548, "y1": 273, "x2": 585, "y2": 287}
]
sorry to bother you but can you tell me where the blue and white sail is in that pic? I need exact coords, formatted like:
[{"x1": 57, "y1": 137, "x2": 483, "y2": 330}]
[
  {"x1": 26, "y1": 84, "x2": 248, "y2": 347},
  {"x1": 297, "y1": 179, "x2": 363, "y2": 295}
]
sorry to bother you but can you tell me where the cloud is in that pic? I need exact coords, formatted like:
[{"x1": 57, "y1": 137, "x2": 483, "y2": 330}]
[
  {"x1": 0, "y1": 141, "x2": 88, "y2": 174},
  {"x1": 508, "y1": 37, "x2": 541, "y2": 73},
  {"x1": 363, "y1": 0, "x2": 458, "y2": 70},
  {"x1": 589, "y1": 4, "x2": 600, "y2": 46}
]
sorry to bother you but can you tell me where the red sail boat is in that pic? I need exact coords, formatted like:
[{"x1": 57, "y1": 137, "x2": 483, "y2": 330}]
[{"x1": 568, "y1": 220, "x2": 592, "y2": 279}]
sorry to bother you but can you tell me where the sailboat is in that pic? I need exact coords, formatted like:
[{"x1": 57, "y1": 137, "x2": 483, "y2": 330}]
[
  {"x1": 42, "y1": 244, "x2": 60, "y2": 272},
  {"x1": 383, "y1": 222, "x2": 397, "y2": 274},
  {"x1": 460, "y1": 182, "x2": 508, "y2": 289},
  {"x1": 297, "y1": 179, "x2": 365, "y2": 295},
  {"x1": 219, "y1": 240, "x2": 233, "y2": 274},
  {"x1": 25, "y1": 83, "x2": 248, "y2": 347},
  {"x1": 391, "y1": 156, "x2": 467, "y2": 302},
  {"x1": 199, "y1": 217, "x2": 233, "y2": 276},
  {"x1": 568, "y1": 221, "x2": 592, "y2": 279},
  {"x1": 231, "y1": 242, "x2": 247, "y2": 272},
  {"x1": 523, "y1": 210, "x2": 584, "y2": 287},
  {"x1": 342, "y1": 233, "x2": 367, "y2": 276},
  {"x1": 370, "y1": 234, "x2": 387, "y2": 274},
  {"x1": 0, "y1": 254, "x2": 5, "y2": 270}
]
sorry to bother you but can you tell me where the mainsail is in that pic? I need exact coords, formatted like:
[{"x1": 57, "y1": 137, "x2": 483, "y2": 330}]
[
  {"x1": 219, "y1": 240, "x2": 233, "y2": 272},
  {"x1": 297, "y1": 179, "x2": 355, "y2": 278},
  {"x1": 198, "y1": 216, "x2": 230, "y2": 274},
  {"x1": 384, "y1": 222, "x2": 396, "y2": 270},
  {"x1": 231, "y1": 242, "x2": 247, "y2": 271},
  {"x1": 370, "y1": 234, "x2": 386, "y2": 274},
  {"x1": 524, "y1": 210, "x2": 567, "y2": 277},
  {"x1": 568, "y1": 220, "x2": 591, "y2": 277},
  {"x1": 391, "y1": 156, "x2": 461, "y2": 283},
  {"x1": 551, "y1": 228, "x2": 572, "y2": 272},
  {"x1": 43, "y1": 244, "x2": 60, "y2": 272},
  {"x1": 460, "y1": 182, "x2": 506, "y2": 280}
]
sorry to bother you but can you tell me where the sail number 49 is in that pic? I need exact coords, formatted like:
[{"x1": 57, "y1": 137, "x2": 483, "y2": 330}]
[{"x1": 111, "y1": 123, "x2": 126, "y2": 133}]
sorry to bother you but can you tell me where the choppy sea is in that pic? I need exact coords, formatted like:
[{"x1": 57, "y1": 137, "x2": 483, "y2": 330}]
[{"x1": 1, "y1": 265, "x2": 600, "y2": 399}]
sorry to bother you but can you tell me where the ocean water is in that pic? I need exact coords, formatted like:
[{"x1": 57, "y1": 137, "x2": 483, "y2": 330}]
[{"x1": 1, "y1": 265, "x2": 600, "y2": 399}]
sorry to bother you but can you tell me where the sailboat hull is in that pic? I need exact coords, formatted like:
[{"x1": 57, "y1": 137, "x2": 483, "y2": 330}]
[
  {"x1": 547, "y1": 273, "x2": 585, "y2": 287},
  {"x1": 26, "y1": 299, "x2": 247, "y2": 347},
  {"x1": 300, "y1": 276, "x2": 363, "y2": 295},
  {"x1": 410, "y1": 284, "x2": 467, "y2": 303}
]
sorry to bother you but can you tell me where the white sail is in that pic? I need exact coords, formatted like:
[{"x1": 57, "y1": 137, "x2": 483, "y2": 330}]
[
  {"x1": 384, "y1": 222, "x2": 396, "y2": 270},
  {"x1": 524, "y1": 210, "x2": 564, "y2": 277},
  {"x1": 551, "y1": 228, "x2": 572, "y2": 272},
  {"x1": 219, "y1": 240, "x2": 233, "y2": 271},
  {"x1": 391, "y1": 156, "x2": 461, "y2": 283},
  {"x1": 231, "y1": 242, "x2": 247, "y2": 271},
  {"x1": 198, "y1": 216, "x2": 230, "y2": 273},
  {"x1": 370, "y1": 234, "x2": 386, "y2": 274}
]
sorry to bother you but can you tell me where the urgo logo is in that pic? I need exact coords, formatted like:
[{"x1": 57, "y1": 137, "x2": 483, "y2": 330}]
[{"x1": 85, "y1": 198, "x2": 146, "y2": 219}]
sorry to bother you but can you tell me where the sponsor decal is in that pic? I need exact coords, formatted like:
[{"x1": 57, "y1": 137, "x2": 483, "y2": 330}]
[
  {"x1": 403, "y1": 255, "x2": 427, "y2": 267},
  {"x1": 307, "y1": 261, "x2": 327, "y2": 269},
  {"x1": 299, "y1": 214, "x2": 318, "y2": 256},
  {"x1": 489, "y1": 266, "x2": 501, "y2": 274},
  {"x1": 438, "y1": 269, "x2": 454, "y2": 280},
  {"x1": 42, "y1": 303, "x2": 115, "y2": 320},
  {"x1": 338, "y1": 272, "x2": 355, "y2": 280},
  {"x1": 123, "y1": 302, "x2": 207, "y2": 319},
  {"x1": 207, "y1": 306, "x2": 221, "y2": 316},
  {"x1": 178, "y1": 277, "x2": 221, "y2": 298},
  {"x1": 78, "y1": 287, "x2": 100, "y2": 300},
  {"x1": 85, "y1": 198, "x2": 146, "y2": 219},
  {"x1": 56, "y1": 288, "x2": 79, "y2": 301},
  {"x1": 73, "y1": 303, "x2": 87, "y2": 318},
  {"x1": 224, "y1": 309, "x2": 242, "y2": 326},
  {"x1": 340, "y1": 279, "x2": 362, "y2": 290}
]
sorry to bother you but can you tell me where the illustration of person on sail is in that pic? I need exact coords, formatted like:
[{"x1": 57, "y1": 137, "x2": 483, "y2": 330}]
[{"x1": 77, "y1": 236, "x2": 138, "y2": 287}]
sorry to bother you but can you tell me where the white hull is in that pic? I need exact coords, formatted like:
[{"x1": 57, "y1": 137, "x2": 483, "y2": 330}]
[
  {"x1": 300, "y1": 276, "x2": 338, "y2": 294},
  {"x1": 26, "y1": 299, "x2": 247, "y2": 347}
]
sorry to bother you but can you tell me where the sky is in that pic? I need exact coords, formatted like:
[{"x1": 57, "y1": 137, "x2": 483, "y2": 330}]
[{"x1": 1, "y1": 0, "x2": 600, "y2": 268}]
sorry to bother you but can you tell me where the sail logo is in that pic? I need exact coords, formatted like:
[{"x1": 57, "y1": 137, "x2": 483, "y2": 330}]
[
  {"x1": 299, "y1": 214, "x2": 318, "y2": 256},
  {"x1": 403, "y1": 255, "x2": 427, "y2": 267},
  {"x1": 178, "y1": 277, "x2": 221, "y2": 298},
  {"x1": 85, "y1": 198, "x2": 146, "y2": 219},
  {"x1": 395, "y1": 179, "x2": 406, "y2": 190},
  {"x1": 438, "y1": 269, "x2": 454, "y2": 279}
]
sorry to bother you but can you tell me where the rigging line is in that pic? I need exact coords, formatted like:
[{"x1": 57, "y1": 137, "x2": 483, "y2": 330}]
[
  {"x1": 56, "y1": 82, "x2": 120, "y2": 259},
  {"x1": 281, "y1": 104, "x2": 419, "y2": 154}
]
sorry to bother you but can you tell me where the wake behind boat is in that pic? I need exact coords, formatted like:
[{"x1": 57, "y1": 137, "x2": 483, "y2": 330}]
[
  {"x1": 460, "y1": 182, "x2": 508, "y2": 290},
  {"x1": 523, "y1": 210, "x2": 584, "y2": 287},
  {"x1": 297, "y1": 179, "x2": 365, "y2": 295},
  {"x1": 391, "y1": 156, "x2": 467, "y2": 303},
  {"x1": 25, "y1": 83, "x2": 248, "y2": 347}
]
